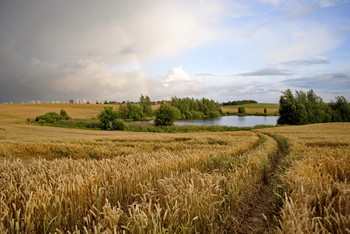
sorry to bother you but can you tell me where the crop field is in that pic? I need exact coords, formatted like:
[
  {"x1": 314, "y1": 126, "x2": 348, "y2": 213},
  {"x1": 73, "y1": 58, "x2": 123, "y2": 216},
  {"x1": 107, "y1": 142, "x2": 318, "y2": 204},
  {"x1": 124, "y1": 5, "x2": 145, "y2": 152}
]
[
  {"x1": 260, "y1": 123, "x2": 350, "y2": 233},
  {"x1": 0, "y1": 104, "x2": 349, "y2": 233},
  {"x1": 0, "y1": 103, "x2": 116, "y2": 124},
  {"x1": 221, "y1": 103, "x2": 279, "y2": 115}
]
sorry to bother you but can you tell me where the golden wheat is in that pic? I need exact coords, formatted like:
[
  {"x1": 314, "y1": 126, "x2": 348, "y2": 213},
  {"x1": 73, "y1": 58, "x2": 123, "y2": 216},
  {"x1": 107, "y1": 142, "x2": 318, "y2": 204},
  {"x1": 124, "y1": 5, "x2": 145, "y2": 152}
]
[
  {"x1": 260, "y1": 123, "x2": 350, "y2": 234},
  {"x1": 1, "y1": 125, "x2": 273, "y2": 232},
  {"x1": 1, "y1": 103, "x2": 349, "y2": 233}
]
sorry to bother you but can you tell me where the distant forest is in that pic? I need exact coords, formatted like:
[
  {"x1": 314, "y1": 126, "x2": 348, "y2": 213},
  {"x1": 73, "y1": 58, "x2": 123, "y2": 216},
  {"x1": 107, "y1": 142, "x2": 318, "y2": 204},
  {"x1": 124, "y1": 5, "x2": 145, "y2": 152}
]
[{"x1": 221, "y1": 100, "x2": 257, "y2": 106}]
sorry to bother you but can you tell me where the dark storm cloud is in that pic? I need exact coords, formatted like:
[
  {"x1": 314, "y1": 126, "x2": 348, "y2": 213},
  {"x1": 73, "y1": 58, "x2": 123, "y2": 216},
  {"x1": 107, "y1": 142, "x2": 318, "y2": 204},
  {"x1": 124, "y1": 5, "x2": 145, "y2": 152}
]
[{"x1": 237, "y1": 68, "x2": 292, "y2": 76}]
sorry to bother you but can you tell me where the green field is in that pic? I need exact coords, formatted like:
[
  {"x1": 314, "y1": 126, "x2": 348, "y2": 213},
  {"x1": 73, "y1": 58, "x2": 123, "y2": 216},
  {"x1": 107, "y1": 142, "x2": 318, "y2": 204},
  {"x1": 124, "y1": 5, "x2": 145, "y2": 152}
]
[{"x1": 221, "y1": 103, "x2": 279, "y2": 115}]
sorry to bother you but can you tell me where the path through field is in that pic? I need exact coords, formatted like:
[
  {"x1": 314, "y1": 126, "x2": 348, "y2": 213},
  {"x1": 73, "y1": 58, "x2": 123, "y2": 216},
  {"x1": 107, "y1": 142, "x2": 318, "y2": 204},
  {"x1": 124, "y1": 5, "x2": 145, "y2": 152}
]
[{"x1": 239, "y1": 133, "x2": 289, "y2": 233}]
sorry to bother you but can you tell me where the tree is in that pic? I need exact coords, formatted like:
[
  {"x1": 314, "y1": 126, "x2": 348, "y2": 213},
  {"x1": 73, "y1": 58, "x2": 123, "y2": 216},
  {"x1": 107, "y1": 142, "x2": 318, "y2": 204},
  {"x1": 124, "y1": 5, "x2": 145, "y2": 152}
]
[
  {"x1": 117, "y1": 103, "x2": 143, "y2": 121},
  {"x1": 98, "y1": 106, "x2": 118, "y2": 130},
  {"x1": 170, "y1": 97, "x2": 222, "y2": 119},
  {"x1": 35, "y1": 112, "x2": 63, "y2": 123},
  {"x1": 140, "y1": 95, "x2": 153, "y2": 117},
  {"x1": 278, "y1": 89, "x2": 299, "y2": 125},
  {"x1": 278, "y1": 89, "x2": 330, "y2": 125},
  {"x1": 238, "y1": 106, "x2": 246, "y2": 114},
  {"x1": 59, "y1": 109, "x2": 71, "y2": 120},
  {"x1": 111, "y1": 119, "x2": 125, "y2": 130},
  {"x1": 154, "y1": 104, "x2": 181, "y2": 126},
  {"x1": 329, "y1": 96, "x2": 350, "y2": 122}
]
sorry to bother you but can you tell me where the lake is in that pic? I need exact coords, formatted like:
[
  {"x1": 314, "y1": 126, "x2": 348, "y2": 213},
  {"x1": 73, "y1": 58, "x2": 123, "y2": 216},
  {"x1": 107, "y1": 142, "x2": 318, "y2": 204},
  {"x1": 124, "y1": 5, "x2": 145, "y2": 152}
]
[{"x1": 174, "y1": 116, "x2": 279, "y2": 127}]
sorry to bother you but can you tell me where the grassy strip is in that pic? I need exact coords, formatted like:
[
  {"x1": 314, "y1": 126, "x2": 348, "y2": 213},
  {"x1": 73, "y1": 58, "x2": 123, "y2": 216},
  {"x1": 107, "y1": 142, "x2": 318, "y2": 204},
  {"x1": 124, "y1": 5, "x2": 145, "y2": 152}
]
[
  {"x1": 124, "y1": 123, "x2": 275, "y2": 133},
  {"x1": 31, "y1": 119, "x2": 100, "y2": 130},
  {"x1": 225, "y1": 112, "x2": 279, "y2": 116},
  {"x1": 31, "y1": 120, "x2": 275, "y2": 133}
]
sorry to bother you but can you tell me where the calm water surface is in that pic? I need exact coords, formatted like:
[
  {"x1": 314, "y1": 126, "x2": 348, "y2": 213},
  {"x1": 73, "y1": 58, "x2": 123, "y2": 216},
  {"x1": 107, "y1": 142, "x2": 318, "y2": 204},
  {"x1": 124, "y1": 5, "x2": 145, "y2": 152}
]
[{"x1": 174, "y1": 116, "x2": 279, "y2": 127}]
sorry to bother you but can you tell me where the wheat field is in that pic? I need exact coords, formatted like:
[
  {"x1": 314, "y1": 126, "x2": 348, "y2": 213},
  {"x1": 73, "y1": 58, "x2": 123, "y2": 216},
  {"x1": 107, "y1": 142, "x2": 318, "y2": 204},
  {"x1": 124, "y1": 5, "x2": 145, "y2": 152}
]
[
  {"x1": 0, "y1": 104, "x2": 349, "y2": 233},
  {"x1": 259, "y1": 123, "x2": 350, "y2": 233}
]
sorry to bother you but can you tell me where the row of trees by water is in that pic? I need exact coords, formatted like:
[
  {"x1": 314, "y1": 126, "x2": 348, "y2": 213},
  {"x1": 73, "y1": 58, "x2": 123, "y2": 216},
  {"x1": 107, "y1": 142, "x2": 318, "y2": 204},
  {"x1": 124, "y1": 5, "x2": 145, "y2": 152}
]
[
  {"x1": 98, "y1": 96, "x2": 224, "y2": 129},
  {"x1": 278, "y1": 89, "x2": 350, "y2": 125},
  {"x1": 170, "y1": 97, "x2": 223, "y2": 119}
]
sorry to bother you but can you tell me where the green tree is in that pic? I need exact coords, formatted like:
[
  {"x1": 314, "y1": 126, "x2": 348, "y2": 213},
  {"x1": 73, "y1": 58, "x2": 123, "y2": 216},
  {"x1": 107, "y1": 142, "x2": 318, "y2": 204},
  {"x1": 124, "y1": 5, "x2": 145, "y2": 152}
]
[
  {"x1": 111, "y1": 119, "x2": 125, "y2": 130},
  {"x1": 117, "y1": 103, "x2": 143, "y2": 121},
  {"x1": 59, "y1": 109, "x2": 71, "y2": 120},
  {"x1": 170, "y1": 97, "x2": 222, "y2": 119},
  {"x1": 278, "y1": 89, "x2": 299, "y2": 125},
  {"x1": 140, "y1": 94, "x2": 153, "y2": 117},
  {"x1": 278, "y1": 89, "x2": 326, "y2": 125},
  {"x1": 238, "y1": 106, "x2": 246, "y2": 114},
  {"x1": 126, "y1": 103, "x2": 143, "y2": 121},
  {"x1": 329, "y1": 96, "x2": 350, "y2": 122},
  {"x1": 98, "y1": 106, "x2": 118, "y2": 130},
  {"x1": 154, "y1": 104, "x2": 181, "y2": 126},
  {"x1": 35, "y1": 112, "x2": 62, "y2": 123}
]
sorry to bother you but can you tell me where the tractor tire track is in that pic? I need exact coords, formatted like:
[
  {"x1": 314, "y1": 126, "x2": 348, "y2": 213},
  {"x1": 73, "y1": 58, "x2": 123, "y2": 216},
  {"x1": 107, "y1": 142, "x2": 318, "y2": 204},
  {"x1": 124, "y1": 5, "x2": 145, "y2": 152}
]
[{"x1": 239, "y1": 133, "x2": 290, "y2": 233}]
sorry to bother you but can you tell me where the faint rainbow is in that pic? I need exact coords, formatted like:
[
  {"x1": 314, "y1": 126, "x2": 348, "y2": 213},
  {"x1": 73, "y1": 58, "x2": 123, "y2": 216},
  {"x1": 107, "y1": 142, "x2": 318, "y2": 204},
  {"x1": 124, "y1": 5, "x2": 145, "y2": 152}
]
[{"x1": 117, "y1": 25, "x2": 152, "y2": 98}]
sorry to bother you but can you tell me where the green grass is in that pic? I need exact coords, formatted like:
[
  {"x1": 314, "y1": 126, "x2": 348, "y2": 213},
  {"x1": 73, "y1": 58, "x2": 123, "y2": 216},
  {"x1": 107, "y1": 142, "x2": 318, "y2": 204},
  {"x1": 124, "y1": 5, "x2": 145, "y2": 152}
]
[
  {"x1": 221, "y1": 103, "x2": 279, "y2": 116},
  {"x1": 32, "y1": 119, "x2": 100, "y2": 130}
]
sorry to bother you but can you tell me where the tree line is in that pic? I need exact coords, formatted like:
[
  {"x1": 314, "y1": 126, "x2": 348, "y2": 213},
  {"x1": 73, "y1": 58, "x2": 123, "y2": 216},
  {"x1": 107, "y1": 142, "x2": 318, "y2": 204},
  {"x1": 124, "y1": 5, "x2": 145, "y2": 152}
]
[
  {"x1": 221, "y1": 100, "x2": 257, "y2": 106},
  {"x1": 97, "y1": 95, "x2": 224, "y2": 130},
  {"x1": 278, "y1": 89, "x2": 350, "y2": 125},
  {"x1": 170, "y1": 97, "x2": 223, "y2": 119}
]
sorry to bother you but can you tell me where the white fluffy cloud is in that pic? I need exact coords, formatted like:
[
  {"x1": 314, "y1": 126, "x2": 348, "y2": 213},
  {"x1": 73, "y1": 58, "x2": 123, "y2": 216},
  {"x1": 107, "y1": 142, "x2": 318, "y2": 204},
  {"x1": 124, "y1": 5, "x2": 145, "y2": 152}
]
[{"x1": 152, "y1": 67, "x2": 204, "y2": 99}]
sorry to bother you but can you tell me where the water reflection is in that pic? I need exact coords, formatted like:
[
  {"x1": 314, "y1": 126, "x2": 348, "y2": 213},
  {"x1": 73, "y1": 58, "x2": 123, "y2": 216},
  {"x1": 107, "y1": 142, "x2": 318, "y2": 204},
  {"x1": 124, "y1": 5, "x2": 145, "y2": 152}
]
[{"x1": 174, "y1": 116, "x2": 278, "y2": 127}]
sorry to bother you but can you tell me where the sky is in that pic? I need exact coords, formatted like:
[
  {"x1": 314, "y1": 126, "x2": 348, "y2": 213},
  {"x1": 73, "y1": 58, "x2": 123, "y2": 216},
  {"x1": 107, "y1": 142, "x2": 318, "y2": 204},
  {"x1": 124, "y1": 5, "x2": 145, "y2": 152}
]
[{"x1": 0, "y1": 0, "x2": 350, "y2": 103}]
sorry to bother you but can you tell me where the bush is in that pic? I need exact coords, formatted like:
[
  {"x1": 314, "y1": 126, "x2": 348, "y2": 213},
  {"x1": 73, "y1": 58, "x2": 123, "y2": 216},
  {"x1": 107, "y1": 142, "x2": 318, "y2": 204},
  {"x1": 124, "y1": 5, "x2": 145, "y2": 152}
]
[
  {"x1": 35, "y1": 112, "x2": 63, "y2": 123},
  {"x1": 191, "y1": 111, "x2": 204, "y2": 119},
  {"x1": 238, "y1": 106, "x2": 246, "y2": 114},
  {"x1": 98, "y1": 106, "x2": 118, "y2": 130},
  {"x1": 208, "y1": 111, "x2": 221, "y2": 117},
  {"x1": 155, "y1": 104, "x2": 181, "y2": 126},
  {"x1": 117, "y1": 103, "x2": 143, "y2": 121},
  {"x1": 59, "y1": 109, "x2": 71, "y2": 120},
  {"x1": 112, "y1": 119, "x2": 125, "y2": 130}
]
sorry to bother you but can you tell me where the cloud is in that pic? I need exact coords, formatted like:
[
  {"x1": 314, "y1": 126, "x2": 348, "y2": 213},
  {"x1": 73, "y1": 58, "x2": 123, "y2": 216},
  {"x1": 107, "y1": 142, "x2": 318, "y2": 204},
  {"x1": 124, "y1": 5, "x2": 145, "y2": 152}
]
[
  {"x1": 266, "y1": 24, "x2": 341, "y2": 63},
  {"x1": 0, "y1": 47, "x2": 205, "y2": 102},
  {"x1": 237, "y1": 68, "x2": 292, "y2": 76},
  {"x1": 119, "y1": 45, "x2": 141, "y2": 55},
  {"x1": 0, "y1": 0, "x2": 235, "y2": 64},
  {"x1": 0, "y1": 48, "x2": 146, "y2": 102},
  {"x1": 283, "y1": 72, "x2": 350, "y2": 91},
  {"x1": 260, "y1": 0, "x2": 282, "y2": 5},
  {"x1": 281, "y1": 57, "x2": 330, "y2": 66},
  {"x1": 153, "y1": 67, "x2": 204, "y2": 99}
]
